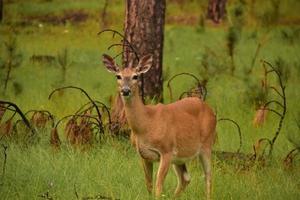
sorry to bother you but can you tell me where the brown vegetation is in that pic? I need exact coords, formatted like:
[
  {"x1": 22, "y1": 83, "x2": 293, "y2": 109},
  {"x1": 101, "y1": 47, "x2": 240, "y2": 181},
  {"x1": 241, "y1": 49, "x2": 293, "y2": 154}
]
[{"x1": 253, "y1": 105, "x2": 268, "y2": 127}]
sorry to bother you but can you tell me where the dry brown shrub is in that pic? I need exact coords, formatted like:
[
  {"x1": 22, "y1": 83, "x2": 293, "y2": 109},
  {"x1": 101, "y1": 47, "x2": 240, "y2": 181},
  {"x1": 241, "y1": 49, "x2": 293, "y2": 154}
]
[
  {"x1": 65, "y1": 118, "x2": 78, "y2": 145},
  {"x1": 50, "y1": 128, "x2": 61, "y2": 149},
  {"x1": 31, "y1": 111, "x2": 49, "y2": 128},
  {"x1": 0, "y1": 105, "x2": 6, "y2": 123},
  {"x1": 64, "y1": 114, "x2": 93, "y2": 147},
  {"x1": 253, "y1": 105, "x2": 268, "y2": 127},
  {"x1": 0, "y1": 119, "x2": 13, "y2": 136}
]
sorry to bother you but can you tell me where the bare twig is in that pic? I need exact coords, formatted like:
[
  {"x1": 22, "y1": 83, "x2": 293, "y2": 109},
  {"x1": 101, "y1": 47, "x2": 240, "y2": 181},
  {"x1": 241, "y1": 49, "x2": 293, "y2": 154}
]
[
  {"x1": 0, "y1": 101, "x2": 36, "y2": 136},
  {"x1": 283, "y1": 148, "x2": 300, "y2": 169},
  {"x1": 264, "y1": 100, "x2": 284, "y2": 109},
  {"x1": 98, "y1": 29, "x2": 139, "y2": 61},
  {"x1": 74, "y1": 184, "x2": 79, "y2": 199},
  {"x1": 55, "y1": 114, "x2": 102, "y2": 130},
  {"x1": 101, "y1": 0, "x2": 109, "y2": 28},
  {"x1": 263, "y1": 108, "x2": 283, "y2": 117},
  {"x1": 0, "y1": 144, "x2": 8, "y2": 185},
  {"x1": 25, "y1": 110, "x2": 55, "y2": 128},
  {"x1": 262, "y1": 60, "x2": 287, "y2": 155},
  {"x1": 167, "y1": 73, "x2": 205, "y2": 102},
  {"x1": 48, "y1": 86, "x2": 103, "y2": 131},
  {"x1": 218, "y1": 118, "x2": 242, "y2": 153},
  {"x1": 269, "y1": 86, "x2": 284, "y2": 99}
]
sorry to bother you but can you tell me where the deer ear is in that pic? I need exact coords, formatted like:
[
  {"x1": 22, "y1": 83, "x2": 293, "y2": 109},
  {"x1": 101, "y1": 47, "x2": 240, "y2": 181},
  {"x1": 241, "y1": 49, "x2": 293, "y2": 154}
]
[
  {"x1": 102, "y1": 54, "x2": 120, "y2": 74},
  {"x1": 136, "y1": 55, "x2": 153, "y2": 74}
]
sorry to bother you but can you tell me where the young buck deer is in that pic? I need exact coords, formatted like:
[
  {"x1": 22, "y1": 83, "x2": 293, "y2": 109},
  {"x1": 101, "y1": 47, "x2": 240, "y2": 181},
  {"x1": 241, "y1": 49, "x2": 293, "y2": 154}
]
[{"x1": 102, "y1": 54, "x2": 217, "y2": 199}]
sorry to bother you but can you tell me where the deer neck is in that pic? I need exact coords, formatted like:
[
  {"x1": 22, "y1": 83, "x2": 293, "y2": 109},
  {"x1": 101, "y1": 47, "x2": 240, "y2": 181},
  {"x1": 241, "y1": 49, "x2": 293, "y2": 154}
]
[{"x1": 122, "y1": 89, "x2": 147, "y2": 134}]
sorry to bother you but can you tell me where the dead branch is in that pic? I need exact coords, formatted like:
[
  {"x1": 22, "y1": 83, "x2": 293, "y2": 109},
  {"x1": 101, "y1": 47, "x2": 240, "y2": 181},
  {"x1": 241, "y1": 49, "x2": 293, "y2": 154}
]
[
  {"x1": 25, "y1": 110, "x2": 55, "y2": 128},
  {"x1": 74, "y1": 184, "x2": 79, "y2": 199},
  {"x1": 0, "y1": 144, "x2": 8, "y2": 185},
  {"x1": 283, "y1": 148, "x2": 300, "y2": 169},
  {"x1": 0, "y1": 100, "x2": 36, "y2": 136},
  {"x1": 98, "y1": 29, "x2": 139, "y2": 61},
  {"x1": 55, "y1": 114, "x2": 101, "y2": 130},
  {"x1": 264, "y1": 100, "x2": 284, "y2": 109},
  {"x1": 218, "y1": 118, "x2": 242, "y2": 153},
  {"x1": 101, "y1": 0, "x2": 109, "y2": 28},
  {"x1": 167, "y1": 73, "x2": 205, "y2": 102},
  {"x1": 252, "y1": 138, "x2": 272, "y2": 160},
  {"x1": 269, "y1": 86, "x2": 284, "y2": 99},
  {"x1": 263, "y1": 108, "x2": 283, "y2": 117},
  {"x1": 262, "y1": 60, "x2": 287, "y2": 156},
  {"x1": 48, "y1": 86, "x2": 103, "y2": 131},
  {"x1": 74, "y1": 101, "x2": 111, "y2": 126}
]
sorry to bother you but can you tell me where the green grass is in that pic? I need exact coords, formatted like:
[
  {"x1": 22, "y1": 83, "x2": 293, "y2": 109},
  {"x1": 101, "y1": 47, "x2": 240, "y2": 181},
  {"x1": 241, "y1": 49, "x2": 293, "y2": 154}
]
[
  {"x1": 1, "y1": 140, "x2": 299, "y2": 200},
  {"x1": 1, "y1": 0, "x2": 300, "y2": 199}
]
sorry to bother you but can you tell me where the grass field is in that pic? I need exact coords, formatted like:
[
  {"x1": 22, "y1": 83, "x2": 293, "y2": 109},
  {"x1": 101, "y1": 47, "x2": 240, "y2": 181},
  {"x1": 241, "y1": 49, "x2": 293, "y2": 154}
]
[{"x1": 1, "y1": 0, "x2": 300, "y2": 199}]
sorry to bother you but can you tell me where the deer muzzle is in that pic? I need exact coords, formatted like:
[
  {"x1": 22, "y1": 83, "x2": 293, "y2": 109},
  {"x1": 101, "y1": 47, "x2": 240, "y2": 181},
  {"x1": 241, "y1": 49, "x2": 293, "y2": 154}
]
[{"x1": 121, "y1": 87, "x2": 131, "y2": 97}]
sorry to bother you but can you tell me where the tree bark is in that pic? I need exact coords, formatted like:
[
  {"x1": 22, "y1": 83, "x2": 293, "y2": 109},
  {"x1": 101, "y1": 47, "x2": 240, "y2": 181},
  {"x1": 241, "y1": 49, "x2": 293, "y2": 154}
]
[
  {"x1": 100, "y1": 0, "x2": 108, "y2": 28},
  {"x1": 123, "y1": 0, "x2": 165, "y2": 100},
  {"x1": 207, "y1": 0, "x2": 227, "y2": 23},
  {"x1": 110, "y1": 0, "x2": 165, "y2": 135},
  {"x1": 0, "y1": 0, "x2": 3, "y2": 22}
]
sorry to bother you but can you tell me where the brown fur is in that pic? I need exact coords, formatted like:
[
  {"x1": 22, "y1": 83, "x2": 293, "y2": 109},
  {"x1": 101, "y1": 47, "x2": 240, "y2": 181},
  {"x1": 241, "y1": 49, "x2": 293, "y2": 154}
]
[{"x1": 102, "y1": 54, "x2": 216, "y2": 199}]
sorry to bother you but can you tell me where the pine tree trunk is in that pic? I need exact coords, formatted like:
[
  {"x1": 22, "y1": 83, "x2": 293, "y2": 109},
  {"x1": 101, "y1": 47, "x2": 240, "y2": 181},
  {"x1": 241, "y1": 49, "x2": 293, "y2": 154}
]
[
  {"x1": 207, "y1": 0, "x2": 227, "y2": 23},
  {"x1": 0, "y1": 0, "x2": 3, "y2": 22},
  {"x1": 110, "y1": 0, "x2": 165, "y2": 135},
  {"x1": 123, "y1": 0, "x2": 165, "y2": 100}
]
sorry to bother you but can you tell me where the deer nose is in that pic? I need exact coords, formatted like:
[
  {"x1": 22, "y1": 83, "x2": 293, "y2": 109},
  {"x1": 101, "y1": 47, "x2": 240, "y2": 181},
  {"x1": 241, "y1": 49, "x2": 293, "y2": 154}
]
[{"x1": 121, "y1": 87, "x2": 131, "y2": 96}]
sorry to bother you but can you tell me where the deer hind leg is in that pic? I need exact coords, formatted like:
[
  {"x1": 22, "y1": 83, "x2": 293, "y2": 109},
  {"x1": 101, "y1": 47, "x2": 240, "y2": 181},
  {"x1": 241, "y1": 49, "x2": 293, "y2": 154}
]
[
  {"x1": 173, "y1": 163, "x2": 191, "y2": 197},
  {"x1": 155, "y1": 153, "x2": 172, "y2": 197},
  {"x1": 142, "y1": 159, "x2": 153, "y2": 194},
  {"x1": 200, "y1": 150, "x2": 212, "y2": 200}
]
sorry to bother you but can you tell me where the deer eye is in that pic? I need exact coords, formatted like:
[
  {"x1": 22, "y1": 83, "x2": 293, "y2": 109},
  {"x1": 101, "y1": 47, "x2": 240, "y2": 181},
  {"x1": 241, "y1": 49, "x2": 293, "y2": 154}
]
[
  {"x1": 132, "y1": 75, "x2": 138, "y2": 80},
  {"x1": 116, "y1": 75, "x2": 122, "y2": 80}
]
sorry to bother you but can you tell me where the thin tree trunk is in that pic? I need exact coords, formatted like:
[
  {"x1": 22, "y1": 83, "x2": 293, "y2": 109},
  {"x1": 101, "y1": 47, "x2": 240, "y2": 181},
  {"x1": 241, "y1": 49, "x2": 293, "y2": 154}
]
[
  {"x1": 207, "y1": 0, "x2": 227, "y2": 23},
  {"x1": 0, "y1": 0, "x2": 3, "y2": 22},
  {"x1": 101, "y1": 0, "x2": 108, "y2": 28}
]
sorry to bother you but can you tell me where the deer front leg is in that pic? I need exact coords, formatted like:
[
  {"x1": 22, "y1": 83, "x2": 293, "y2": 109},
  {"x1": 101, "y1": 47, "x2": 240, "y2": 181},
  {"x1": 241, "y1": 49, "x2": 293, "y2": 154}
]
[
  {"x1": 155, "y1": 153, "x2": 172, "y2": 197},
  {"x1": 142, "y1": 159, "x2": 153, "y2": 194}
]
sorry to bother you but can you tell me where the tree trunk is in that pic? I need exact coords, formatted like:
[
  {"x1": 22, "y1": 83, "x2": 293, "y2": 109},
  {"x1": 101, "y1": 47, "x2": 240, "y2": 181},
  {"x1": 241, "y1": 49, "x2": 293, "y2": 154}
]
[
  {"x1": 0, "y1": 0, "x2": 3, "y2": 22},
  {"x1": 123, "y1": 0, "x2": 165, "y2": 100},
  {"x1": 100, "y1": 0, "x2": 108, "y2": 28},
  {"x1": 110, "y1": 0, "x2": 165, "y2": 135},
  {"x1": 207, "y1": 0, "x2": 227, "y2": 23}
]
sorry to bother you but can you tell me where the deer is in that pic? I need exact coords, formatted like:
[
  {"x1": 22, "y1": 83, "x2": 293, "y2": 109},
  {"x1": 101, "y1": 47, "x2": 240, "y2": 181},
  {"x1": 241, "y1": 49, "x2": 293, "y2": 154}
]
[{"x1": 102, "y1": 54, "x2": 217, "y2": 199}]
